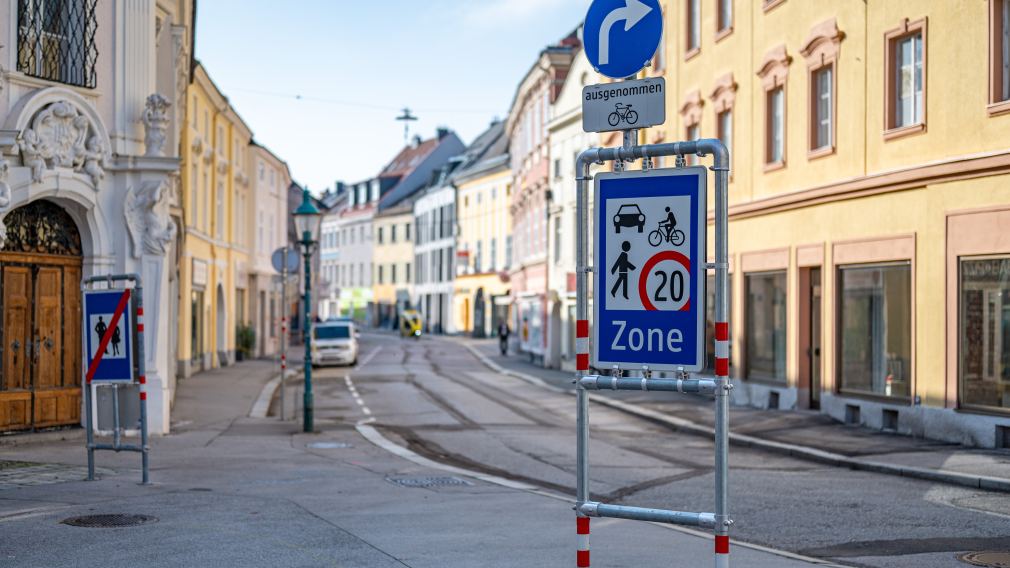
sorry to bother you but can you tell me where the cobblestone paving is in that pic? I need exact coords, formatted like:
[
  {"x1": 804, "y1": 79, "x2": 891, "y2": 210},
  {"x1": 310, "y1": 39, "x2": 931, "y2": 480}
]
[{"x1": 0, "y1": 460, "x2": 111, "y2": 490}]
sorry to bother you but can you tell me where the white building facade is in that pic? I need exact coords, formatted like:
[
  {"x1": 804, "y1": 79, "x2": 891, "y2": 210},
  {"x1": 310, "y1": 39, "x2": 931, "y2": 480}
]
[
  {"x1": 0, "y1": 0, "x2": 194, "y2": 434},
  {"x1": 413, "y1": 181, "x2": 456, "y2": 334},
  {"x1": 248, "y1": 144, "x2": 290, "y2": 357},
  {"x1": 546, "y1": 48, "x2": 599, "y2": 370}
]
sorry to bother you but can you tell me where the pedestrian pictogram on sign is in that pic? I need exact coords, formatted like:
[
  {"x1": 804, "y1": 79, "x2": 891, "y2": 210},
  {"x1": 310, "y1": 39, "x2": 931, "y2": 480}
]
[
  {"x1": 83, "y1": 289, "x2": 134, "y2": 382},
  {"x1": 594, "y1": 167, "x2": 707, "y2": 371}
]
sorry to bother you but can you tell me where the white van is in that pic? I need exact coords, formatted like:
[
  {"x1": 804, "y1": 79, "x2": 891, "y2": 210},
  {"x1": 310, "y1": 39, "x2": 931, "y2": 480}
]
[{"x1": 311, "y1": 321, "x2": 358, "y2": 366}]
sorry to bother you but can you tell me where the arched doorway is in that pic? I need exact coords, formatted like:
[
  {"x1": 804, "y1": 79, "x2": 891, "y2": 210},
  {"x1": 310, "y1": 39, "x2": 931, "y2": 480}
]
[
  {"x1": 0, "y1": 200, "x2": 83, "y2": 432},
  {"x1": 473, "y1": 288, "x2": 486, "y2": 338},
  {"x1": 216, "y1": 284, "x2": 227, "y2": 367}
]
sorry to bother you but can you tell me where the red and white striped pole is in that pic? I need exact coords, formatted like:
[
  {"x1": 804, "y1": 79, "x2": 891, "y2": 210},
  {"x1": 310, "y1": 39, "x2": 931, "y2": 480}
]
[
  {"x1": 576, "y1": 318, "x2": 590, "y2": 567},
  {"x1": 137, "y1": 306, "x2": 146, "y2": 403},
  {"x1": 714, "y1": 321, "x2": 730, "y2": 566}
]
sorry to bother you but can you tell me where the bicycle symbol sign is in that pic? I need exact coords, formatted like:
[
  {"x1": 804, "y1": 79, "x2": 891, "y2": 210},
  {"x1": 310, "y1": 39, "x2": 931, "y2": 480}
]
[
  {"x1": 594, "y1": 167, "x2": 708, "y2": 371},
  {"x1": 608, "y1": 103, "x2": 639, "y2": 127}
]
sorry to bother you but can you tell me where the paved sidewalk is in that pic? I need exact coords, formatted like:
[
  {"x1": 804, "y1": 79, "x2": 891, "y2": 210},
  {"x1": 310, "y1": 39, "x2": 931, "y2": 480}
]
[{"x1": 463, "y1": 337, "x2": 1010, "y2": 492}]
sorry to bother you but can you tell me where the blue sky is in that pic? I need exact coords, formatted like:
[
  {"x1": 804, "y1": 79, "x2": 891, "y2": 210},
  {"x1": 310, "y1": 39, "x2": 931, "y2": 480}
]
[{"x1": 195, "y1": 0, "x2": 588, "y2": 193}]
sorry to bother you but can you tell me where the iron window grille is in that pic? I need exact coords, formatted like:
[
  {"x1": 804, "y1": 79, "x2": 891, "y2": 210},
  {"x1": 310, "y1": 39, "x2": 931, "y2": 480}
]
[{"x1": 17, "y1": 0, "x2": 98, "y2": 89}]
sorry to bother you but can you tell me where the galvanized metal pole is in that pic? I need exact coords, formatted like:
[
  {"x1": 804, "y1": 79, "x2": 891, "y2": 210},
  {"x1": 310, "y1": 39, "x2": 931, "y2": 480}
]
[
  {"x1": 280, "y1": 252, "x2": 288, "y2": 421},
  {"x1": 574, "y1": 148, "x2": 594, "y2": 568},
  {"x1": 85, "y1": 372, "x2": 94, "y2": 480},
  {"x1": 302, "y1": 239, "x2": 314, "y2": 433},
  {"x1": 705, "y1": 139, "x2": 732, "y2": 567}
]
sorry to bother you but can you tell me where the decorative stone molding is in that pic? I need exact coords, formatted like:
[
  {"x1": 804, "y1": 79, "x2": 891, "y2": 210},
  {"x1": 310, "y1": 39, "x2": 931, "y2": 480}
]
[
  {"x1": 709, "y1": 73, "x2": 738, "y2": 113},
  {"x1": 14, "y1": 99, "x2": 107, "y2": 186},
  {"x1": 216, "y1": 158, "x2": 228, "y2": 175},
  {"x1": 679, "y1": 89, "x2": 704, "y2": 128},
  {"x1": 125, "y1": 179, "x2": 178, "y2": 258},
  {"x1": 0, "y1": 157, "x2": 10, "y2": 247},
  {"x1": 191, "y1": 134, "x2": 203, "y2": 154},
  {"x1": 800, "y1": 18, "x2": 844, "y2": 67},
  {"x1": 142, "y1": 94, "x2": 171, "y2": 157},
  {"x1": 757, "y1": 44, "x2": 792, "y2": 90},
  {"x1": 202, "y1": 146, "x2": 213, "y2": 164}
]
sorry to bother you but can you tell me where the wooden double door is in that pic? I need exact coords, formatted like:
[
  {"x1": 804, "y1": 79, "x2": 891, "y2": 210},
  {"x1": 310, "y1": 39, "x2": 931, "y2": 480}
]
[{"x1": 0, "y1": 200, "x2": 84, "y2": 432}]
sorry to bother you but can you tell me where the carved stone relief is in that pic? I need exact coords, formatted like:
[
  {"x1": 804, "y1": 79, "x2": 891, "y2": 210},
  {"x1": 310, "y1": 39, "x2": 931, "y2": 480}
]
[
  {"x1": 125, "y1": 179, "x2": 178, "y2": 258},
  {"x1": 143, "y1": 93, "x2": 171, "y2": 157},
  {"x1": 15, "y1": 100, "x2": 107, "y2": 187}
]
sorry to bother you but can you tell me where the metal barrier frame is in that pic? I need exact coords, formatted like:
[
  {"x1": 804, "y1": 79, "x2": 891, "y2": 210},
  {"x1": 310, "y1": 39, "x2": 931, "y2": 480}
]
[
  {"x1": 575, "y1": 137, "x2": 731, "y2": 567},
  {"x1": 82, "y1": 273, "x2": 150, "y2": 484}
]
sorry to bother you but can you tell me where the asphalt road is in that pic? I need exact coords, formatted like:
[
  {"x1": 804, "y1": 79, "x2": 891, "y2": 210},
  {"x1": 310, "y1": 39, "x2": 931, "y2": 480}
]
[{"x1": 329, "y1": 333, "x2": 1010, "y2": 568}]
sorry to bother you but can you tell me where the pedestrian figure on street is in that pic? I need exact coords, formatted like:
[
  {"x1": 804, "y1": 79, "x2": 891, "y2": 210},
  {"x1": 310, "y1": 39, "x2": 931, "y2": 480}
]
[
  {"x1": 94, "y1": 316, "x2": 108, "y2": 354},
  {"x1": 610, "y1": 241, "x2": 637, "y2": 299},
  {"x1": 498, "y1": 321, "x2": 510, "y2": 356},
  {"x1": 111, "y1": 324, "x2": 121, "y2": 356}
]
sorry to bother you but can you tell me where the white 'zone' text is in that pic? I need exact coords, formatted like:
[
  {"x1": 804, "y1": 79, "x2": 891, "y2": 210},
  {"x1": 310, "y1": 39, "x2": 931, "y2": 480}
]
[{"x1": 610, "y1": 321, "x2": 683, "y2": 352}]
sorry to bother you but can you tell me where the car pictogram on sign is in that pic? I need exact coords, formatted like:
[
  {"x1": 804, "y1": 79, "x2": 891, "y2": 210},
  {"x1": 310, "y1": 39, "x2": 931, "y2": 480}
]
[{"x1": 613, "y1": 203, "x2": 646, "y2": 233}]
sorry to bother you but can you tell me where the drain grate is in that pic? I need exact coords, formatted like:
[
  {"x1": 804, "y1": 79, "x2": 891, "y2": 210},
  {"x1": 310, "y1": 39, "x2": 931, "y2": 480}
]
[
  {"x1": 960, "y1": 552, "x2": 1010, "y2": 567},
  {"x1": 387, "y1": 476, "x2": 473, "y2": 488},
  {"x1": 61, "y1": 514, "x2": 157, "y2": 528},
  {"x1": 306, "y1": 442, "x2": 353, "y2": 449}
]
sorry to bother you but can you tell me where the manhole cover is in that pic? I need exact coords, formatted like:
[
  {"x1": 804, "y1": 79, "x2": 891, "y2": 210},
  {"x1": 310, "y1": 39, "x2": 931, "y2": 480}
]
[
  {"x1": 61, "y1": 514, "x2": 158, "y2": 528},
  {"x1": 387, "y1": 476, "x2": 473, "y2": 488},
  {"x1": 960, "y1": 552, "x2": 1010, "y2": 567},
  {"x1": 306, "y1": 442, "x2": 352, "y2": 449}
]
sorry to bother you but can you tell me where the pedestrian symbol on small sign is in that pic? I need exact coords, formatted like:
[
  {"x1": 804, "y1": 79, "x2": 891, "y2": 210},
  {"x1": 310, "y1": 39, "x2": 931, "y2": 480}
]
[
  {"x1": 609, "y1": 241, "x2": 637, "y2": 299},
  {"x1": 89, "y1": 314, "x2": 127, "y2": 360}
]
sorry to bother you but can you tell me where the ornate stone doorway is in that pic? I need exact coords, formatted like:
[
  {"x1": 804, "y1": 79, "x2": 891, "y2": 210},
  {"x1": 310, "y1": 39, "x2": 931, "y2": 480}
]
[{"x1": 0, "y1": 200, "x2": 83, "y2": 432}]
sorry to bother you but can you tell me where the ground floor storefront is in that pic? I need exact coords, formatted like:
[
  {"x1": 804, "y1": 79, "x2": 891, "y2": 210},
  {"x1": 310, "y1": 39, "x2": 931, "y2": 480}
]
[
  {"x1": 510, "y1": 261, "x2": 547, "y2": 362},
  {"x1": 452, "y1": 273, "x2": 509, "y2": 338},
  {"x1": 721, "y1": 171, "x2": 1010, "y2": 447}
]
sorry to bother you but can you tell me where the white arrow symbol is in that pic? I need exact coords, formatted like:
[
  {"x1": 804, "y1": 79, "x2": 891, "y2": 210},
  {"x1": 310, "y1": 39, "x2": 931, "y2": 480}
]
[{"x1": 598, "y1": 0, "x2": 654, "y2": 66}]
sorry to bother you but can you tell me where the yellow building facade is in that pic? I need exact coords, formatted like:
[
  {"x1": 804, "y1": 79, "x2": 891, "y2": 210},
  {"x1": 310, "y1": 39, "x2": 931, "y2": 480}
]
[
  {"x1": 178, "y1": 63, "x2": 254, "y2": 376},
  {"x1": 453, "y1": 151, "x2": 512, "y2": 338},
  {"x1": 372, "y1": 204, "x2": 415, "y2": 329},
  {"x1": 650, "y1": 0, "x2": 1010, "y2": 446}
]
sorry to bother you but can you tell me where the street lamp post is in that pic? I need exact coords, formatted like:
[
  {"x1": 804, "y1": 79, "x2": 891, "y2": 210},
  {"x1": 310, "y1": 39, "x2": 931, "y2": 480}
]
[{"x1": 293, "y1": 187, "x2": 322, "y2": 433}]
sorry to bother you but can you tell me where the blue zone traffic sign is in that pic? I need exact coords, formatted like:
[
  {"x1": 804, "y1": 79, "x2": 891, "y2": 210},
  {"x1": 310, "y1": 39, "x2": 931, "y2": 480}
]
[
  {"x1": 593, "y1": 167, "x2": 707, "y2": 372},
  {"x1": 83, "y1": 289, "x2": 135, "y2": 382},
  {"x1": 584, "y1": 0, "x2": 664, "y2": 79}
]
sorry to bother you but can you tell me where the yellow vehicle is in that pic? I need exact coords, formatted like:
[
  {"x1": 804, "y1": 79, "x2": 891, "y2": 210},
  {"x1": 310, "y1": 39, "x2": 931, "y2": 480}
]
[{"x1": 399, "y1": 310, "x2": 422, "y2": 339}]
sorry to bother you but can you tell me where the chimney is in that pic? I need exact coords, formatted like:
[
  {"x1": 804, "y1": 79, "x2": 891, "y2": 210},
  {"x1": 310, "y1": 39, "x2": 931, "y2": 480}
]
[
  {"x1": 436, "y1": 127, "x2": 450, "y2": 140},
  {"x1": 413, "y1": 134, "x2": 423, "y2": 148},
  {"x1": 335, "y1": 181, "x2": 345, "y2": 194}
]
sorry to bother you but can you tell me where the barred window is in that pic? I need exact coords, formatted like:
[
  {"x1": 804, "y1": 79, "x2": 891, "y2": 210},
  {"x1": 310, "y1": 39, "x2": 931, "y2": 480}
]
[{"x1": 17, "y1": 0, "x2": 98, "y2": 89}]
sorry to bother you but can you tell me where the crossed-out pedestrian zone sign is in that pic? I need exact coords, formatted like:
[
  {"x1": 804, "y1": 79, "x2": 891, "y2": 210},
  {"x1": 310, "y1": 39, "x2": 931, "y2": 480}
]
[
  {"x1": 593, "y1": 167, "x2": 707, "y2": 372},
  {"x1": 83, "y1": 289, "x2": 135, "y2": 382}
]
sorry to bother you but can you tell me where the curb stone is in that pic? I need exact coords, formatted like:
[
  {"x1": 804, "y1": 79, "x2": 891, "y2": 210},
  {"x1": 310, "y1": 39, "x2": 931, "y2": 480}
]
[{"x1": 459, "y1": 341, "x2": 1010, "y2": 494}]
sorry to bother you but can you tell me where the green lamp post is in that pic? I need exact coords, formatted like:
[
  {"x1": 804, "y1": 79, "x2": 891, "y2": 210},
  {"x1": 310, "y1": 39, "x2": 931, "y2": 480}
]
[{"x1": 293, "y1": 187, "x2": 322, "y2": 432}]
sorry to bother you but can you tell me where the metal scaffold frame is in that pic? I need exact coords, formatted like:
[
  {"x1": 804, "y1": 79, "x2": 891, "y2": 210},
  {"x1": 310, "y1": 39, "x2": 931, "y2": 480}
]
[{"x1": 574, "y1": 137, "x2": 731, "y2": 567}]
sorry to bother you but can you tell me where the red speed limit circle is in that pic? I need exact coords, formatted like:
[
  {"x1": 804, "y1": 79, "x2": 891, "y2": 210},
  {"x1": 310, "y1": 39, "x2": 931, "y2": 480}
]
[{"x1": 638, "y1": 250, "x2": 691, "y2": 312}]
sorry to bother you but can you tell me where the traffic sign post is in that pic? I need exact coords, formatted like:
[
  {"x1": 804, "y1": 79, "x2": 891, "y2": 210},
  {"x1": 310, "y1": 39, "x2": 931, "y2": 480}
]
[
  {"x1": 82, "y1": 273, "x2": 150, "y2": 485},
  {"x1": 574, "y1": 139, "x2": 731, "y2": 568},
  {"x1": 273, "y1": 246, "x2": 296, "y2": 421}
]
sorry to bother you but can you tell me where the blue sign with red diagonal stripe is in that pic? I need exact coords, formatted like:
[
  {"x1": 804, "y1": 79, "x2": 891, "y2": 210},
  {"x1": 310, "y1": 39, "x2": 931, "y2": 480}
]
[{"x1": 83, "y1": 289, "x2": 134, "y2": 382}]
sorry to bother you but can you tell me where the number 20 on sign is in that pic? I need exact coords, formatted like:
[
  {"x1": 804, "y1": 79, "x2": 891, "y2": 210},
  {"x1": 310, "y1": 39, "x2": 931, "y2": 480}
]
[{"x1": 593, "y1": 167, "x2": 707, "y2": 372}]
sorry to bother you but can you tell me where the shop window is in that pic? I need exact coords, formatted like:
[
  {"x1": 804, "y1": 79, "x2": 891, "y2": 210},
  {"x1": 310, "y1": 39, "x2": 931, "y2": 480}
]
[
  {"x1": 960, "y1": 257, "x2": 1010, "y2": 411},
  {"x1": 745, "y1": 271, "x2": 787, "y2": 382},
  {"x1": 838, "y1": 263, "x2": 911, "y2": 399}
]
